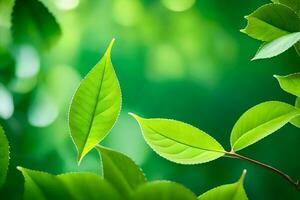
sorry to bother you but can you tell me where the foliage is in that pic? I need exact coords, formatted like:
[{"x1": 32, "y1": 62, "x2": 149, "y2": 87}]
[{"x1": 0, "y1": 125, "x2": 9, "y2": 188}]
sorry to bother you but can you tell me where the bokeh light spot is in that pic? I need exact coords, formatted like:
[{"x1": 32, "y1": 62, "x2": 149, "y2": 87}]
[
  {"x1": 113, "y1": 0, "x2": 143, "y2": 26},
  {"x1": 162, "y1": 0, "x2": 195, "y2": 12},
  {"x1": 16, "y1": 45, "x2": 40, "y2": 78},
  {"x1": 55, "y1": 0, "x2": 79, "y2": 11},
  {"x1": 0, "y1": 84, "x2": 14, "y2": 119}
]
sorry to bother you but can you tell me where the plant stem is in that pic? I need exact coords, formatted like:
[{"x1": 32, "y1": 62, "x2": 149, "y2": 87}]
[{"x1": 225, "y1": 151, "x2": 300, "y2": 191}]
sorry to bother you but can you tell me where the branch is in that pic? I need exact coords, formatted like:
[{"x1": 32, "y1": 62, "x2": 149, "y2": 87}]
[{"x1": 225, "y1": 151, "x2": 300, "y2": 191}]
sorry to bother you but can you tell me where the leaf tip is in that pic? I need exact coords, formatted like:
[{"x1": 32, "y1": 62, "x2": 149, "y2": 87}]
[
  {"x1": 239, "y1": 169, "x2": 247, "y2": 182},
  {"x1": 16, "y1": 166, "x2": 22, "y2": 171},
  {"x1": 128, "y1": 112, "x2": 142, "y2": 121},
  {"x1": 273, "y1": 74, "x2": 281, "y2": 79},
  {"x1": 105, "y1": 38, "x2": 116, "y2": 56}
]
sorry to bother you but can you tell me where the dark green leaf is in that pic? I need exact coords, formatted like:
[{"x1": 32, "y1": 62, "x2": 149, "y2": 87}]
[
  {"x1": 18, "y1": 167, "x2": 121, "y2": 200},
  {"x1": 131, "y1": 181, "x2": 197, "y2": 200},
  {"x1": 272, "y1": 0, "x2": 300, "y2": 15},
  {"x1": 96, "y1": 146, "x2": 146, "y2": 199},
  {"x1": 11, "y1": 0, "x2": 62, "y2": 50},
  {"x1": 69, "y1": 39, "x2": 121, "y2": 163}
]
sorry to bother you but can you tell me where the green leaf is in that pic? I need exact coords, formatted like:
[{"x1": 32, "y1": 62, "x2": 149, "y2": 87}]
[
  {"x1": 291, "y1": 97, "x2": 300, "y2": 128},
  {"x1": 198, "y1": 170, "x2": 248, "y2": 200},
  {"x1": 230, "y1": 101, "x2": 300, "y2": 151},
  {"x1": 129, "y1": 113, "x2": 225, "y2": 164},
  {"x1": 272, "y1": 0, "x2": 300, "y2": 15},
  {"x1": 131, "y1": 181, "x2": 197, "y2": 200},
  {"x1": 11, "y1": 0, "x2": 62, "y2": 50},
  {"x1": 69, "y1": 39, "x2": 121, "y2": 163},
  {"x1": 18, "y1": 167, "x2": 121, "y2": 200},
  {"x1": 0, "y1": 0, "x2": 14, "y2": 28},
  {"x1": 0, "y1": 125, "x2": 9, "y2": 188},
  {"x1": 241, "y1": 3, "x2": 300, "y2": 42},
  {"x1": 274, "y1": 72, "x2": 300, "y2": 97},
  {"x1": 96, "y1": 146, "x2": 146, "y2": 199},
  {"x1": 252, "y1": 32, "x2": 300, "y2": 60}
]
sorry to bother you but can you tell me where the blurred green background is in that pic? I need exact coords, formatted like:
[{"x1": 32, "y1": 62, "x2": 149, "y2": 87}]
[{"x1": 0, "y1": 0, "x2": 300, "y2": 199}]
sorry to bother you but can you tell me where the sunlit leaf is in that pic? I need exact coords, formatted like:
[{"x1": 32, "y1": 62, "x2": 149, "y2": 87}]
[
  {"x1": 274, "y1": 72, "x2": 300, "y2": 97},
  {"x1": 253, "y1": 32, "x2": 300, "y2": 60},
  {"x1": 198, "y1": 170, "x2": 248, "y2": 200},
  {"x1": 131, "y1": 181, "x2": 197, "y2": 200},
  {"x1": 291, "y1": 97, "x2": 300, "y2": 128},
  {"x1": 241, "y1": 3, "x2": 300, "y2": 42},
  {"x1": 18, "y1": 167, "x2": 121, "y2": 200},
  {"x1": 0, "y1": 125, "x2": 9, "y2": 188},
  {"x1": 230, "y1": 101, "x2": 300, "y2": 151},
  {"x1": 272, "y1": 0, "x2": 300, "y2": 15},
  {"x1": 96, "y1": 146, "x2": 146, "y2": 199},
  {"x1": 129, "y1": 113, "x2": 225, "y2": 164},
  {"x1": 69, "y1": 39, "x2": 121, "y2": 163},
  {"x1": 11, "y1": 0, "x2": 62, "y2": 50}
]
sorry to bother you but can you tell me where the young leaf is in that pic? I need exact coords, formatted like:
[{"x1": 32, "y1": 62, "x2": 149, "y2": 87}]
[
  {"x1": 131, "y1": 181, "x2": 197, "y2": 200},
  {"x1": 129, "y1": 113, "x2": 225, "y2": 165},
  {"x1": 96, "y1": 146, "x2": 146, "y2": 198},
  {"x1": 230, "y1": 101, "x2": 300, "y2": 151},
  {"x1": 198, "y1": 170, "x2": 248, "y2": 200},
  {"x1": 291, "y1": 97, "x2": 300, "y2": 128},
  {"x1": 69, "y1": 39, "x2": 121, "y2": 163},
  {"x1": 252, "y1": 32, "x2": 300, "y2": 60},
  {"x1": 0, "y1": 125, "x2": 9, "y2": 188},
  {"x1": 11, "y1": 0, "x2": 62, "y2": 50},
  {"x1": 241, "y1": 3, "x2": 300, "y2": 42},
  {"x1": 274, "y1": 72, "x2": 300, "y2": 97},
  {"x1": 272, "y1": 0, "x2": 300, "y2": 15},
  {"x1": 18, "y1": 167, "x2": 121, "y2": 200}
]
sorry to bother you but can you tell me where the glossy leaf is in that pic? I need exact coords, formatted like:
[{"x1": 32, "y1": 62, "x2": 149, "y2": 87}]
[
  {"x1": 0, "y1": 125, "x2": 9, "y2": 187},
  {"x1": 96, "y1": 146, "x2": 146, "y2": 198},
  {"x1": 69, "y1": 39, "x2": 121, "y2": 163},
  {"x1": 230, "y1": 101, "x2": 300, "y2": 151},
  {"x1": 198, "y1": 170, "x2": 248, "y2": 200},
  {"x1": 129, "y1": 113, "x2": 225, "y2": 165},
  {"x1": 291, "y1": 97, "x2": 300, "y2": 128},
  {"x1": 272, "y1": 0, "x2": 300, "y2": 15},
  {"x1": 241, "y1": 3, "x2": 300, "y2": 42},
  {"x1": 253, "y1": 32, "x2": 300, "y2": 60},
  {"x1": 274, "y1": 72, "x2": 300, "y2": 97},
  {"x1": 131, "y1": 181, "x2": 197, "y2": 200},
  {"x1": 18, "y1": 167, "x2": 121, "y2": 200},
  {"x1": 11, "y1": 0, "x2": 61, "y2": 50}
]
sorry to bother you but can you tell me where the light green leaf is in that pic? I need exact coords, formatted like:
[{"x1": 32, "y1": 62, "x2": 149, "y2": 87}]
[
  {"x1": 18, "y1": 167, "x2": 121, "y2": 200},
  {"x1": 129, "y1": 113, "x2": 225, "y2": 165},
  {"x1": 96, "y1": 146, "x2": 146, "y2": 199},
  {"x1": 241, "y1": 3, "x2": 300, "y2": 42},
  {"x1": 230, "y1": 101, "x2": 300, "y2": 151},
  {"x1": 69, "y1": 39, "x2": 121, "y2": 163},
  {"x1": 11, "y1": 0, "x2": 62, "y2": 50},
  {"x1": 0, "y1": 125, "x2": 9, "y2": 188},
  {"x1": 131, "y1": 181, "x2": 197, "y2": 200},
  {"x1": 0, "y1": 0, "x2": 14, "y2": 28},
  {"x1": 198, "y1": 170, "x2": 248, "y2": 200},
  {"x1": 274, "y1": 72, "x2": 300, "y2": 97},
  {"x1": 272, "y1": 0, "x2": 300, "y2": 15},
  {"x1": 291, "y1": 97, "x2": 300, "y2": 128},
  {"x1": 253, "y1": 32, "x2": 300, "y2": 60}
]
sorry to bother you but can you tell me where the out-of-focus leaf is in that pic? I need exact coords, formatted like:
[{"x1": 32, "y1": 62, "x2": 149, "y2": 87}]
[
  {"x1": 253, "y1": 32, "x2": 300, "y2": 59},
  {"x1": 241, "y1": 3, "x2": 300, "y2": 42},
  {"x1": 198, "y1": 170, "x2": 248, "y2": 200},
  {"x1": 11, "y1": 0, "x2": 62, "y2": 50},
  {"x1": 129, "y1": 113, "x2": 225, "y2": 164},
  {"x1": 274, "y1": 72, "x2": 300, "y2": 97},
  {"x1": 291, "y1": 97, "x2": 300, "y2": 128},
  {"x1": 272, "y1": 0, "x2": 300, "y2": 15},
  {"x1": 0, "y1": 46, "x2": 15, "y2": 83},
  {"x1": 0, "y1": 0, "x2": 14, "y2": 28},
  {"x1": 69, "y1": 39, "x2": 121, "y2": 163},
  {"x1": 0, "y1": 125, "x2": 9, "y2": 188},
  {"x1": 18, "y1": 167, "x2": 121, "y2": 200},
  {"x1": 230, "y1": 101, "x2": 300, "y2": 151},
  {"x1": 131, "y1": 181, "x2": 197, "y2": 200},
  {"x1": 96, "y1": 146, "x2": 146, "y2": 199}
]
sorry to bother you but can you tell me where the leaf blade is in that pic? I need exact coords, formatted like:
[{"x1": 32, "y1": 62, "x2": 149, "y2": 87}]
[
  {"x1": 274, "y1": 72, "x2": 300, "y2": 97},
  {"x1": 96, "y1": 146, "x2": 146, "y2": 198},
  {"x1": 230, "y1": 101, "x2": 300, "y2": 151},
  {"x1": 253, "y1": 32, "x2": 300, "y2": 60},
  {"x1": 69, "y1": 39, "x2": 122, "y2": 163},
  {"x1": 0, "y1": 125, "x2": 9, "y2": 188},
  {"x1": 198, "y1": 170, "x2": 248, "y2": 200},
  {"x1": 130, "y1": 113, "x2": 225, "y2": 165},
  {"x1": 291, "y1": 97, "x2": 300, "y2": 128}
]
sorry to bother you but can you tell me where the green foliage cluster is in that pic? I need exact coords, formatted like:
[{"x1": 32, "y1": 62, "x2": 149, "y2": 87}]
[{"x1": 0, "y1": 0, "x2": 299, "y2": 199}]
